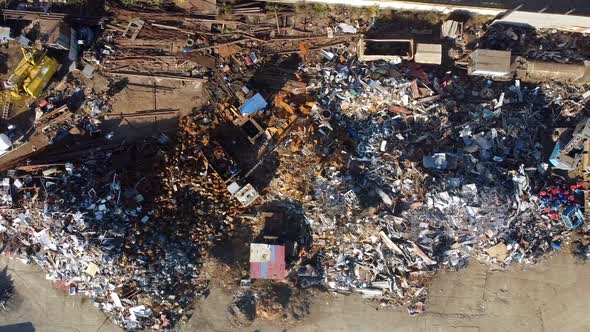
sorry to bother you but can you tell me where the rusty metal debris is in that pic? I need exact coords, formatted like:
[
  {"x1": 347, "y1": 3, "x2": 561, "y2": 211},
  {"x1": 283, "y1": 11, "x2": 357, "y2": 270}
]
[{"x1": 0, "y1": 2, "x2": 587, "y2": 331}]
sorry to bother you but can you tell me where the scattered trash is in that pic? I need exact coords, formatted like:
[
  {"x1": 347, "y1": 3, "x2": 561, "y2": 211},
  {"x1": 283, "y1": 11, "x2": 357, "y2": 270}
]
[
  {"x1": 0, "y1": 3, "x2": 587, "y2": 331},
  {"x1": 338, "y1": 23, "x2": 358, "y2": 34}
]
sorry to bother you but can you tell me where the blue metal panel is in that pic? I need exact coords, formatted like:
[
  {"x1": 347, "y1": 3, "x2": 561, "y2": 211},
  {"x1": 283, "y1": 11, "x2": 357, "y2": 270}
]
[{"x1": 239, "y1": 93, "x2": 267, "y2": 115}]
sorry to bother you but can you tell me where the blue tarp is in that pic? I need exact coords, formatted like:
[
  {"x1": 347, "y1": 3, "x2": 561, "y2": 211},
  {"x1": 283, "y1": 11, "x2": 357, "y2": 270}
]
[
  {"x1": 549, "y1": 140, "x2": 561, "y2": 167},
  {"x1": 239, "y1": 93, "x2": 267, "y2": 115}
]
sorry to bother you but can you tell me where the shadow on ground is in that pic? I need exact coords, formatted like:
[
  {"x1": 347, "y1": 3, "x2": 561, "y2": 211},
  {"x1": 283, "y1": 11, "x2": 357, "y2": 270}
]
[
  {"x1": 254, "y1": 200, "x2": 312, "y2": 264},
  {"x1": 0, "y1": 322, "x2": 35, "y2": 332},
  {"x1": 0, "y1": 266, "x2": 13, "y2": 293},
  {"x1": 209, "y1": 218, "x2": 254, "y2": 268},
  {"x1": 210, "y1": 123, "x2": 280, "y2": 192}
]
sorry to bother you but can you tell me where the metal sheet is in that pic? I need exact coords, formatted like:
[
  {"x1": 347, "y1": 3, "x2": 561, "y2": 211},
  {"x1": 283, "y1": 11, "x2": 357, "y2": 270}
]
[
  {"x1": 415, "y1": 43, "x2": 442, "y2": 65},
  {"x1": 250, "y1": 244, "x2": 285, "y2": 279}
]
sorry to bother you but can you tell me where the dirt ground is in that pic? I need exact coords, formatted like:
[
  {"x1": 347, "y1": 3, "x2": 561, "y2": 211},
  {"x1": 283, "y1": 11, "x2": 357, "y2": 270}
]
[
  {"x1": 1, "y1": 250, "x2": 590, "y2": 331},
  {"x1": 188, "y1": 250, "x2": 590, "y2": 332},
  {"x1": 104, "y1": 78, "x2": 207, "y2": 141}
]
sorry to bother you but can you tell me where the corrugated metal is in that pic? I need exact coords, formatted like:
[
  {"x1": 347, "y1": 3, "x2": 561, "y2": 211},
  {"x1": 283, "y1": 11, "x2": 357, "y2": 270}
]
[
  {"x1": 250, "y1": 244, "x2": 286, "y2": 279},
  {"x1": 239, "y1": 93, "x2": 268, "y2": 115}
]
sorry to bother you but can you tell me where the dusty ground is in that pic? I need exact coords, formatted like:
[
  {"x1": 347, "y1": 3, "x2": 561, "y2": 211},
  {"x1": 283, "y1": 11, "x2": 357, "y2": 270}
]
[
  {"x1": 0, "y1": 256, "x2": 120, "y2": 332},
  {"x1": 102, "y1": 78, "x2": 207, "y2": 141},
  {"x1": 108, "y1": 79, "x2": 206, "y2": 116},
  {"x1": 184, "y1": 250, "x2": 590, "y2": 332},
  {"x1": 189, "y1": 250, "x2": 590, "y2": 332},
  {"x1": 1, "y1": 251, "x2": 590, "y2": 331}
]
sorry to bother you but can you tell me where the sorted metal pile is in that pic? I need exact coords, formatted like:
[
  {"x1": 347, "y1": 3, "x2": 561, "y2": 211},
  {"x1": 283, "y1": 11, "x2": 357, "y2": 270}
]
[{"x1": 96, "y1": 6, "x2": 361, "y2": 83}]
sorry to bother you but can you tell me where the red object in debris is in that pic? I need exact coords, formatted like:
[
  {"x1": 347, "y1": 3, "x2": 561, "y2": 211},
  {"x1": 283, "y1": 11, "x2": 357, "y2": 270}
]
[
  {"x1": 577, "y1": 181, "x2": 584, "y2": 189},
  {"x1": 563, "y1": 191, "x2": 570, "y2": 196},
  {"x1": 161, "y1": 315, "x2": 169, "y2": 327},
  {"x1": 540, "y1": 191, "x2": 548, "y2": 197},
  {"x1": 544, "y1": 207, "x2": 551, "y2": 213},
  {"x1": 550, "y1": 188, "x2": 560, "y2": 195},
  {"x1": 568, "y1": 195, "x2": 576, "y2": 202},
  {"x1": 38, "y1": 100, "x2": 48, "y2": 107},
  {"x1": 550, "y1": 213, "x2": 559, "y2": 220},
  {"x1": 52, "y1": 280, "x2": 69, "y2": 293},
  {"x1": 250, "y1": 244, "x2": 286, "y2": 280},
  {"x1": 407, "y1": 67, "x2": 431, "y2": 84},
  {"x1": 389, "y1": 105, "x2": 411, "y2": 115}
]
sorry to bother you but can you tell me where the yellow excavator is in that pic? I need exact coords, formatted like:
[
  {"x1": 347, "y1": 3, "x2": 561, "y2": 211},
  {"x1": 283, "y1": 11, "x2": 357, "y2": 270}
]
[
  {"x1": 0, "y1": 47, "x2": 59, "y2": 120},
  {"x1": 6, "y1": 47, "x2": 59, "y2": 99}
]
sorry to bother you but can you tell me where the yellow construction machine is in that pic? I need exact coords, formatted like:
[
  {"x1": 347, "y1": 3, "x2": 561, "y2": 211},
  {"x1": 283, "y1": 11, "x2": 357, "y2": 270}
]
[
  {"x1": 5, "y1": 47, "x2": 59, "y2": 99},
  {"x1": 0, "y1": 47, "x2": 59, "y2": 120}
]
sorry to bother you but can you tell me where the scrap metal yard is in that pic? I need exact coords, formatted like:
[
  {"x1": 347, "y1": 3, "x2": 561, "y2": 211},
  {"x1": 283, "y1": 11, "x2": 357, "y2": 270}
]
[
  {"x1": 0, "y1": 0, "x2": 588, "y2": 331},
  {"x1": 3, "y1": 251, "x2": 590, "y2": 331}
]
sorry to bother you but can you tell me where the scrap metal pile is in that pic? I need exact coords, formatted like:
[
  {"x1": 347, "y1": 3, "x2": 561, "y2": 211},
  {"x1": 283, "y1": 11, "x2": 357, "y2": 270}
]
[
  {"x1": 0, "y1": 113, "x2": 243, "y2": 330},
  {"x1": 482, "y1": 24, "x2": 590, "y2": 63},
  {"x1": 0, "y1": 268, "x2": 13, "y2": 311},
  {"x1": 262, "y1": 50, "x2": 590, "y2": 309},
  {"x1": 96, "y1": 6, "x2": 360, "y2": 82},
  {"x1": 0, "y1": 2, "x2": 589, "y2": 330}
]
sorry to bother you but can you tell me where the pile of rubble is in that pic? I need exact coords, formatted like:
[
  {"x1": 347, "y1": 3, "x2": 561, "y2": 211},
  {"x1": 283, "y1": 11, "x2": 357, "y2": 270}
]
[
  {"x1": 0, "y1": 110, "x2": 244, "y2": 330},
  {"x1": 265, "y1": 50, "x2": 589, "y2": 308},
  {"x1": 0, "y1": 2, "x2": 588, "y2": 329}
]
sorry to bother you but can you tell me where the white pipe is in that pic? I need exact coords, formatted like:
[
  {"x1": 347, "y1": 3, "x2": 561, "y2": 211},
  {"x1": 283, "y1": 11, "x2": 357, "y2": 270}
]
[{"x1": 263, "y1": 0, "x2": 504, "y2": 16}]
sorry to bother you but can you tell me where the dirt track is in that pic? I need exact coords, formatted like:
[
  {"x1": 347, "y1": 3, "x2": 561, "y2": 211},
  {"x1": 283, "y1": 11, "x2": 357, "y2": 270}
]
[{"x1": 1, "y1": 251, "x2": 590, "y2": 331}]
